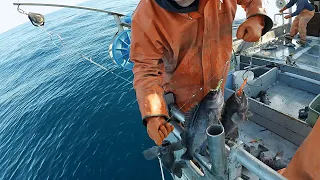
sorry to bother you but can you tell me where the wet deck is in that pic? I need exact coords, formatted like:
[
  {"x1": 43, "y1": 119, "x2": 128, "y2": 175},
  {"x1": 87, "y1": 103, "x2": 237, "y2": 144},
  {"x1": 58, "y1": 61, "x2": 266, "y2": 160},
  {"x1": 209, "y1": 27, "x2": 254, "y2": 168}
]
[
  {"x1": 168, "y1": 119, "x2": 298, "y2": 180},
  {"x1": 243, "y1": 36, "x2": 320, "y2": 74},
  {"x1": 266, "y1": 82, "x2": 316, "y2": 119}
]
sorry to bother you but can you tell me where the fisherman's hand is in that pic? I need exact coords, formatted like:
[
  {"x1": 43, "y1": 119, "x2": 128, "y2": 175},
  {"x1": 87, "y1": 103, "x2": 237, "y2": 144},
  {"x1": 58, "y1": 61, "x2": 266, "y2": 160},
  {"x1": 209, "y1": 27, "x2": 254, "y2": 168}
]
[
  {"x1": 146, "y1": 116, "x2": 174, "y2": 146},
  {"x1": 237, "y1": 15, "x2": 264, "y2": 42},
  {"x1": 284, "y1": 15, "x2": 292, "y2": 19},
  {"x1": 279, "y1": 7, "x2": 287, "y2": 13}
]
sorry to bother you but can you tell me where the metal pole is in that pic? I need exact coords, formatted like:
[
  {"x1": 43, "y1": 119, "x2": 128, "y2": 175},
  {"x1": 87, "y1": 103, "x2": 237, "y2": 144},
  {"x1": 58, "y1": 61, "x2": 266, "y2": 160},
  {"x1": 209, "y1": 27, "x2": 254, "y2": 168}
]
[
  {"x1": 113, "y1": 15, "x2": 124, "y2": 32},
  {"x1": 230, "y1": 145, "x2": 287, "y2": 180},
  {"x1": 158, "y1": 155, "x2": 166, "y2": 180},
  {"x1": 13, "y1": 2, "x2": 125, "y2": 16},
  {"x1": 170, "y1": 105, "x2": 185, "y2": 123},
  {"x1": 206, "y1": 124, "x2": 227, "y2": 179},
  {"x1": 289, "y1": 8, "x2": 292, "y2": 26}
]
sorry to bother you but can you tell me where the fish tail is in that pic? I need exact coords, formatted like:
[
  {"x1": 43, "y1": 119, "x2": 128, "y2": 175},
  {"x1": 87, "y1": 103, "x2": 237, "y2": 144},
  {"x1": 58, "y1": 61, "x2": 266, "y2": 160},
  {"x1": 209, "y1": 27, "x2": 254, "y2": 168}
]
[
  {"x1": 172, "y1": 161, "x2": 186, "y2": 178},
  {"x1": 142, "y1": 146, "x2": 159, "y2": 160}
]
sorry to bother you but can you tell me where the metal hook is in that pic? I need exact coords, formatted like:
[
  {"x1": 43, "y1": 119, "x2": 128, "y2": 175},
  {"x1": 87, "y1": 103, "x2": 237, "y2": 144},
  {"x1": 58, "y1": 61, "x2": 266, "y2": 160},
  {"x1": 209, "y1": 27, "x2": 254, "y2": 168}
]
[
  {"x1": 17, "y1": 4, "x2": 28, "y2": 15},
  {"x1": 214, "y1": 79, "x2": 224, "y2": 91}
]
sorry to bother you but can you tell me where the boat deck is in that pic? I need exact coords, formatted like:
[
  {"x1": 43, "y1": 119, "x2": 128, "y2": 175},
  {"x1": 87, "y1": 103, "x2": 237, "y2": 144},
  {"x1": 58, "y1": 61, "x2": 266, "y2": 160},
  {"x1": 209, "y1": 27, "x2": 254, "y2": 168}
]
[
  {"x1": 237, "y1": 120, "x2": 298, "y2": 160},
  {"x1": 266, "y1": 81, "x2": 317, "y2": 119},
  {"x1": 243, "y1": 36, "x2": 320, "y2": 73},
  {"x1": 169, "y1": 119, "x2": 298, "y2": 180}
]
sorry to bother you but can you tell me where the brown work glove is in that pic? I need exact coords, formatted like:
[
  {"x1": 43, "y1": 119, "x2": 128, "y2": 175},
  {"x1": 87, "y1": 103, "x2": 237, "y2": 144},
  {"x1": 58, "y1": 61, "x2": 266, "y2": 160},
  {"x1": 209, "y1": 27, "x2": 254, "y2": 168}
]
[
  {"x1": 146, "y1": 116, "x2": 174, "y2": 146},
  {"x1": 237, "y1": 15, "x2": 265, "y2": 42}
]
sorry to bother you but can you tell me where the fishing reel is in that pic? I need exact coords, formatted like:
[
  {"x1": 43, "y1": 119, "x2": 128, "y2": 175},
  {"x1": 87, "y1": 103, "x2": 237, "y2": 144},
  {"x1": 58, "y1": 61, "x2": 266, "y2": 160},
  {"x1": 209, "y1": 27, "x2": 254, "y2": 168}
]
[{"x1": 276, "y1": 0, "x2": 288, "y2": 9}]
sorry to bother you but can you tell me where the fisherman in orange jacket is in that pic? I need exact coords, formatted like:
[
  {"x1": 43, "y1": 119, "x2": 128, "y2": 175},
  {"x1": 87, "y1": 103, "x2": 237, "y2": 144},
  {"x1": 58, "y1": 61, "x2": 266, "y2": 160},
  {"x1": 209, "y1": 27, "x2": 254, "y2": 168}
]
[{"x1": 130, "y1": 0, "x2": 272, "y2": 146}]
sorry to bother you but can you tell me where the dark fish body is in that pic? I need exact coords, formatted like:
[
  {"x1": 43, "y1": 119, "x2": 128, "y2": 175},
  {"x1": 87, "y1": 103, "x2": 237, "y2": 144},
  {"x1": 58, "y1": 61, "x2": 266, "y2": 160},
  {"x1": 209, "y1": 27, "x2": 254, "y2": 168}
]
[
  {"x1": 244, "y1": 144, "x2": 269, "y2": 158},
  {"x1": 142, "y1": 141, "x2": 186, "y2": 178},
  {"x1": 221, "y1": 91, "x2": 251, "y2": 139},
  {"x1": 257, "y1": 91, "x2": 270, "y2": 105},
  {"x1": 259, "y1": 151, "x2": 289, "y2": 171},
  {"x1": 181, "y1": 89, "x2": 224, "y2": 160}
]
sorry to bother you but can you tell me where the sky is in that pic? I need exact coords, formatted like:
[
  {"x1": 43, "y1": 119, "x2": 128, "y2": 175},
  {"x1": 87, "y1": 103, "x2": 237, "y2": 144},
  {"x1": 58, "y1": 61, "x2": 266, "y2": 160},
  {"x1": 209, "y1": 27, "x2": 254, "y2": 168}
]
[
  {"x1": 0, "y1": 0, "x2": 290, "y2": 35},
  {"x1": 0, "y1": 0, "x2": 88, "y2": 34}
]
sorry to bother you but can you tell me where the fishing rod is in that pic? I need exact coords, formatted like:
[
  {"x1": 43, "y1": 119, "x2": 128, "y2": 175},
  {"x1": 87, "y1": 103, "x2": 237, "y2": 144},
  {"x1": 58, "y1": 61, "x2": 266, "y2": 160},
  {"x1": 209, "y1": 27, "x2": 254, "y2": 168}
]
[
  {"x1": 14, "y1": 3, "x2": 133, "y2": 86},
  {"x1": 13, "y1": 2, "x2": 126, "y2": 32}
]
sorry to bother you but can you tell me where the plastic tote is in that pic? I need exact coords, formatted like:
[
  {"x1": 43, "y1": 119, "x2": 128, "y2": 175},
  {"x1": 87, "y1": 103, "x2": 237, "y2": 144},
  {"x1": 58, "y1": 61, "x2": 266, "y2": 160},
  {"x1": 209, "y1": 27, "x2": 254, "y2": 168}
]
[{"x1": 307, "y1": 94, "x2": 320, "y2": 127}]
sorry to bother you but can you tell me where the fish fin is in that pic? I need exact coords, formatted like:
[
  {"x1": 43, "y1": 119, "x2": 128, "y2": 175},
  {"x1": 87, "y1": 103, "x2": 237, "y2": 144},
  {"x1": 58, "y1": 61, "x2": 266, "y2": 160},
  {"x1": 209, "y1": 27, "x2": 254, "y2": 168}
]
[
  {"x1": 177, "y1": 160, "x2": 188, "y2": 168},
  {"x1": 232, "y1": 111, "x2": 252, "y2": 123},
  {"x1": 181, "y1": 151, "x2": 193, "y2": 160},
  {"x1": 172, "y1": 162, "x2": 183, "y2": 178},
  {"x1": 142, "y1": 146, "x2": 159, "y2": 160},
  {"x1": 223, "y1": 119, "x2": 237, "y2": 138},
  {"x1": 274, "y1": 150, "x2": 284, "y2": 160},
  {"x1": 171, "y1": 141, "x2": 184, "y2": 151},
  {"x1": 184, "y1": 105, "x2": 198, "y2": 128},
  {"x1": 231, "y1": 113, "x2": 242, "y2": 123},
  {"x1": 273, "y1": 159, "x2": 289, "y2": 171},
  {"x1": 199, "y1": 143, "x2": 207, "y2": 156},
  {"x1": 246, "y1": 111, "x2": 253, "y2": 118},
  {"x1": 249, "y1": 146, "x2": 256, "y2": 153},
  {"x1": 258, "y1": 144, "x2": 269, "y2": 152},
  {"x1": 228, "y1": 128, "x2": 239, "y2": 139},
  {"x1": 243, "y1": 144, "x2": 250, "y2": 152}
]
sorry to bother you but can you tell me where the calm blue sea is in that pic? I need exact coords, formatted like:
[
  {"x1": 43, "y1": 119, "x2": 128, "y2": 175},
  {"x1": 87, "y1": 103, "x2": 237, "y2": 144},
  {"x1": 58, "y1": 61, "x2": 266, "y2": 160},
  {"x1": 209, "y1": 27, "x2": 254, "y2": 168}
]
[{"x1": 0, "y1": 0, "x2": 169, "y2": 179}]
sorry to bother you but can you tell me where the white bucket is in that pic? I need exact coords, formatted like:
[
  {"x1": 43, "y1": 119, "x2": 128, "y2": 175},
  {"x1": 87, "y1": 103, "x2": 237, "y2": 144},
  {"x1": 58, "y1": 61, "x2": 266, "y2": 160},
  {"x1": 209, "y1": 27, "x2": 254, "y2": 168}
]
[{"x1": 233, "y1": 70, "x2": 254, "y2": 90}]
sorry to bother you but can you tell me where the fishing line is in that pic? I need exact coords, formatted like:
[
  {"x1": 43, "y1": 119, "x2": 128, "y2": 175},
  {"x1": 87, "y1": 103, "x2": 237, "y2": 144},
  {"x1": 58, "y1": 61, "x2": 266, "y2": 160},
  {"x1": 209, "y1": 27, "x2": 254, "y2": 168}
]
[
  {"x1": 242, "y1": 56, "x2": 277, "y2": 88},
  {"x1": 158, "y1": 154, "x2": 166, "y2": 180},
  {"x1": 39, "y1": 26, "x2": 65, "y2": 48},
  {"x1": 81, "y1": 55, "x2": 133, "y2": 85},
  {"x1": 167, "y1": 60, "x2": 230, "y2": 123},
  {"x1": 37, "y1": 24, "x2": 133, "y2": 87},
  {"x1": 16, "y1": 4, "x2": 133, "y2": 86}
]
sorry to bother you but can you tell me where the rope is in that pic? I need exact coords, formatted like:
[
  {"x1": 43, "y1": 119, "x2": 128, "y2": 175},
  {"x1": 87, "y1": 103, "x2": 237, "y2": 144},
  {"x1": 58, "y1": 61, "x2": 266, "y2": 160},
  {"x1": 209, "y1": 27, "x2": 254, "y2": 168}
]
[{"x1": 158, "y1": 155, "x2": 166, "y2": 180}]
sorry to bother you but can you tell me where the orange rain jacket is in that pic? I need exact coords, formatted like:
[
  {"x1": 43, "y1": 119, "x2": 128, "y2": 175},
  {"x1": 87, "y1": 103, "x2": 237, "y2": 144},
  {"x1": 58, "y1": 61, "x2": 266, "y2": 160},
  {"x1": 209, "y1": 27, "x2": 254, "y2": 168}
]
[{"x1": 130, "y1": 0, "x2": 272, "y2": 124}]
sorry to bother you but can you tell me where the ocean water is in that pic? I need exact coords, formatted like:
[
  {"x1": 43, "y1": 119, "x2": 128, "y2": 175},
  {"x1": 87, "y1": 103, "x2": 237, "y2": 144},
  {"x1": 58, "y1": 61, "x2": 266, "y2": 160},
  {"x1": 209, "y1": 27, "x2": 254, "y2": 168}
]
[{"x1": 0, "y1": 0, "x2": 169, "y2": 179}]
